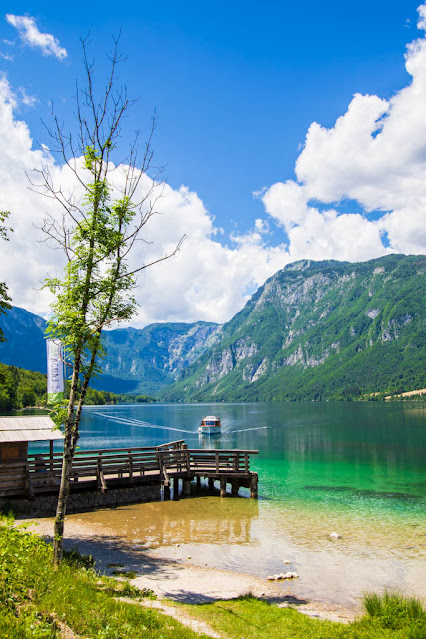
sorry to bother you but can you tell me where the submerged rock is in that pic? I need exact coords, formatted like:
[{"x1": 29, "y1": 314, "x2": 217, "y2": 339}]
[{"x1": 329, "y1": 532, "x2": 341, "y2": 539}]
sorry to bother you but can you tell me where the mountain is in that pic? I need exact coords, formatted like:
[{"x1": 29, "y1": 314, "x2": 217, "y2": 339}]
[
  {"x1": 0, "y1": 308, "x2": 221, "y2": 395},
  {"x1": 162, "y1": 254, "x2": 426, "y2": 401},
  {"x1": 0, "y1": 306, "x2": 47, "y2": 373},
  {"x1": 96, "y1": 322, "x2": 222, "y2": 394},
  {"x1": 1, "y1": 255, "x2": 424, "y2": 401}
]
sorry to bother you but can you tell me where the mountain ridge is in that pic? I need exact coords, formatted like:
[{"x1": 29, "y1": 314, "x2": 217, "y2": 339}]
[
  {"x1": 162, "y1": 254, "x2": 425, "y2": 401},
  {"x1": 0, "y1": 254, "x2": 424, "y2": 401}
]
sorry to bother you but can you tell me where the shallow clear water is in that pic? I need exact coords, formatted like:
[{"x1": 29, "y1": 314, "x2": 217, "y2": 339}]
[{"x1": 34, "y1": 401, "x2": 426, "y2": 607}]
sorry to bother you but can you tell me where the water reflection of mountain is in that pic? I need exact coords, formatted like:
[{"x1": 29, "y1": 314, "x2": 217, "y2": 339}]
[{"x1": 227, "y1": 403, "x2": 425, "y2": 471}]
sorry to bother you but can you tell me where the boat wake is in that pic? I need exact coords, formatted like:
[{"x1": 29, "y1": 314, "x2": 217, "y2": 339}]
[
  {"x1": 230, "y1": 426, "x2": 269, "y2": 433},
  {"x1": 95, "y1": 412, "x2": 194, "y2": 435}
]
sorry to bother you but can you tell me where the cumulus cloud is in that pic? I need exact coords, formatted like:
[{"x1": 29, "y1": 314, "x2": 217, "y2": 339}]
[
  {"x1": 262, "y1": 3, "x2": 426, "y2": 259},
  {"x1": 5, "y1": 14, "x2": 67, "y2": 60},
  {"x1": 0, "y1": 75, "x2": 287, "y2": 326},
  {"x1": 2, "y1": 4, "x2": 426, "y2": 327}
]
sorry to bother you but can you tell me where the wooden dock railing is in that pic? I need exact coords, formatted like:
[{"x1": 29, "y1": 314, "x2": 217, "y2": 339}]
[{"x1": 5, "y1": 440, "x2": 259, "y2": 499}]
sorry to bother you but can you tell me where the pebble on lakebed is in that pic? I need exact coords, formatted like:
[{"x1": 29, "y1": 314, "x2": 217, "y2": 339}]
[
  {"x1": 329, "y1": 532, "x2": 342, "y2": 539},
  {"x1": 267, "y1": 572, "x2": 299, "y2": 581}
]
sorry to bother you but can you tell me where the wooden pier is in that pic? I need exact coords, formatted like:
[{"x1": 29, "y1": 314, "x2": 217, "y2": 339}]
[{"x1": 1, "y1": 439, "x2": 259, "y2": 501}]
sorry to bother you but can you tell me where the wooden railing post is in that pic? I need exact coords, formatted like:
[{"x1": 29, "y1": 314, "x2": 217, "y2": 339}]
[
  {"x1": 97, "y1": 455, "x2": 107, "y2": 493},
  {"x1": 25, "y1": 463, "x2": 34, "y2": 500},
  {"x1": 128, "y1": 454, "x2": 133, "y2": 485},
  {"x1": 245, "y1": 453, "x2": 249, "y2": 473},
  {"x1": 215, "y1": 452, "x2": 219, "y2": 473}
]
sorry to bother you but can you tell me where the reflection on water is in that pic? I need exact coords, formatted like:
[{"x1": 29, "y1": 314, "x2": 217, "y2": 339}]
[
  {"x1": 198, "y1": 433, "x2": 222, "y2": 449},
  {"x1": 76, "y1": 497, "x2": 258, "y2": 547},
  {"x1": 33, "y1": 401, "x2": 426, "y2": 607},
  {"x1": 67, "y1": 493, "x2": 425, "y2": 609}
]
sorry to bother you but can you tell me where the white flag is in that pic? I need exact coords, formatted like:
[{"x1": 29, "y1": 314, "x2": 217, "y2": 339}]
[{"x1": 46, "y1": 339, "x2": 64, "y2": 404}]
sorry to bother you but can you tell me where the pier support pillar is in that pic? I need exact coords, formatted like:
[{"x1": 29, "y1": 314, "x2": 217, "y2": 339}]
[
  {"x1": 173, "y1": 477, "x2": 180, "y2": 500},
  {"x1": 208, "y1": 478, "x2": 214, "y2": 492},
  {"x1": 183, "y1": 479, "x2": 191, "y2": 496},
  {"x1": 220, "y1": 477, "x2": 227, "y2": 497},
  {"x1": 163, "y1": 484, "x2": 170, "y2": 501},
  {"x1": 250, "y1": 474, "x2": 258, "y2": 499},
  {"x1": 231, "y1": 479, "x2": 239, "y2": 496},
  {"x1": 196, "y1": 476, "x2": 201, "y2": 489}
]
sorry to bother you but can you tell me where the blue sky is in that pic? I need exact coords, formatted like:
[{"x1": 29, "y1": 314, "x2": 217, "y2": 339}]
[
  {"x1": 0, "y1": 2, "x2": 425, "y2": 325},
  {"x1": 1, "y1": 1, "x2": 420, "y2": 234}
]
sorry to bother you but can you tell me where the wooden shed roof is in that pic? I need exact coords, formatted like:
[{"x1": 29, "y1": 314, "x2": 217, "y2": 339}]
[{"x1": 0, "y1": 416, "x2": 64, "y2": 443}]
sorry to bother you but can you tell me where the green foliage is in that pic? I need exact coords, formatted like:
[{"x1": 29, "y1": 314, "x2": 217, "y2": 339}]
[
  {"x1": 0, "y1": 361, "x2": 156, "y2": 411},
  {"x1": 0, "y1": 363, "x2": 46, "y2": 410},
  {"x1": 163, "y1": 255, "x2": 426, "y2": 402},
  {"x1": 0, "y1": 516, "x2": 205, "y2": 638},
  {"x1": 181, "y1": 593, "x2": 426, "y2": 639},
  {"x1": 363, "y1": 591, "x2": 426, "y2": 632}
]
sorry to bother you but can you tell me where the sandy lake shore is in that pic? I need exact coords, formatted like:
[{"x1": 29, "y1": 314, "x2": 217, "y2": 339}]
[{"x1": 22, "y1": 514, "x2": 357, "y2": 624}]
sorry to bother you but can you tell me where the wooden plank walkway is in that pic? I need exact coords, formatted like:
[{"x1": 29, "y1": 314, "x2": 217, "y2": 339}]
[{"x1": 1, "y1": 440, "x2": 258, "y2": 500}]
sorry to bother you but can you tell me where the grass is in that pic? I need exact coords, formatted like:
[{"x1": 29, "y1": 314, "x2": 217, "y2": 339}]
[
  {"x1": 0, "y1": 515, "x2": 209, "y2": 638},
  {"x1": 1, "y1": 515, "x2": 424, "y2": 638},
  {"x1": 179, "y1": 593, "x2": 426, "y2": 639}
]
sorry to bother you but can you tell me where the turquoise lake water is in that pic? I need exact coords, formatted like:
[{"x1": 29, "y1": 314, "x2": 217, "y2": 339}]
[{"x1": 37, "y1": 401, "x2": 426, "y2": 608}]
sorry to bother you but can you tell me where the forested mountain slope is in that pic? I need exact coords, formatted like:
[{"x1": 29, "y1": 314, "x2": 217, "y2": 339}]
[{"x1": 162, "y1": 254, "x2": 425, "y2": 401}]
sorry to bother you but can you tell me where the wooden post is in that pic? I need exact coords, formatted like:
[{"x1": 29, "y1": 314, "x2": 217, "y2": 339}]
[
  {"x1": 183, "y1": 479, "x2": 191, "y2": 496},
  {"x1": 97, "y1": 456, "x2": 107, "y2": 493},
  {"x1": 220, "y1": 477, "x2": 227, "y2": 497},
  {"x1": 50, "y1": 440, "x2": 54, "y2": 472},
  {"x1": 215, "y1": 452, "x2": 219, "y2": 473},
  {"x1": 245, "y1": 453, "x2": 249, "y2": 473},
  {"x1": 250, "y1": 474, "x2": 258, "y2": 499},
  {"x1": 128, "y1": 454, "x2": 134, "y2": 485},
  {"x1": 163, "y1": 484, "x2": 170, "y2": 500},
  {"x1": 233, "y1": 453, "x2": 239, "y2": 471},
  {"x1": 173, "y1": 477, "x2": 179, "y2": 500},
  {"x1": 25, "y1": 463, "x2": 34, "y2": 500},
  {"x1": 196, "y1": 476, "x2": 201, "y2": 489},
  {"x1": 231, "y1": 479, "x2": 239, "y2": 495},
  {"x1": 208, "y1": 478, "x2": 214, "y2": 492}
]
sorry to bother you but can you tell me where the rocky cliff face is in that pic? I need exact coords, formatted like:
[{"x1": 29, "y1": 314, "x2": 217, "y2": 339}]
[
  {"x1": 99, "y1": 321, "x2": 222, "y2": 393},
  {"x1": 163, "y1": 254, "x2": 426, "y2": 401},
  {"x1": 1, "y1": 254, "x2": 424, "y2": 400},
  {"x1": 0, "y1": 308, "x2": 221, "y2": 395}
]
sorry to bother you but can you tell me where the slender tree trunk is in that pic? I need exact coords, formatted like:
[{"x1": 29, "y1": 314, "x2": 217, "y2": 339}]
[
  {"x1": 52, "y1": 340, "x2": 100, "y2": 564},
  {"x1": 52, "y1": 352, "x2": 81, "y2": 564}
]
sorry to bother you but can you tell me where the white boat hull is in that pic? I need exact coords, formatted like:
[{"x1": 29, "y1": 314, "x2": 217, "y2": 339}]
[{"x1": 198, "y1": 426, "x2": 221, "y2": 435}]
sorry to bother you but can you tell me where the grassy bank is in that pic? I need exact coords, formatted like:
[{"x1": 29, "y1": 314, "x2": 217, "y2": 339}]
[
  {"x1": 181, "y1": 592, "x2": 426, "y2": 639},
  {"x1": 1, "y1": 515, "x2": 425, "y2": 638},
  {"x1": 0, "y1": 515, "x2": 206, "y2": 638}
]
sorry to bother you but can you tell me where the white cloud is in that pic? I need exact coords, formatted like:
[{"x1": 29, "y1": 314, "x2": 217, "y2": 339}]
[
  {"x1": 262, "y1": 2, "x2": 426, "y2": 259},
  {"x1": 0, "y1": 51, "x2": 14, "y2": 61},
  {"x1": 0, "y1": 75, "x2": 287, "y2": 326},
  {"x1": 5, "y1": 14, "x2": 67, "y2": 60},
  {"x1": 17, "y1": 87, "x2": 37, "y2": 107},
  {"x1": 2, "y1": 4, "x2": 426, "y2": 328}
]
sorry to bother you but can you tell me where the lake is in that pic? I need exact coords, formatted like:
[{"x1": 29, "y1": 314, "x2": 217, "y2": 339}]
[{"x1": 39, "y1": 401, "x2": 426, "y2": 609}]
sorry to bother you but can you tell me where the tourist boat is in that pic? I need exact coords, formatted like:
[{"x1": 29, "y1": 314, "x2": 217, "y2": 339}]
[{"x1": 198, "y1": 415, "x2": 221, "y2": 436}]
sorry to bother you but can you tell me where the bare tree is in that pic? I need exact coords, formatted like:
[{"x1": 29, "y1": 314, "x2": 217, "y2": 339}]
[{"x1": 31, "y1": 36, "x2": 184, "y2": 563}]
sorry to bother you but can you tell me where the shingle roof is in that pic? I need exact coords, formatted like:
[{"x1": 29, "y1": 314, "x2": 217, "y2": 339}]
[{"x1": 0, "y1": 416, "x2": 64, "y2": 443}]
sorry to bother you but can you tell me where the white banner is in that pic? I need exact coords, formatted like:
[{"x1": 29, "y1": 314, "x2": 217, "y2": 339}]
[{"x1": 46, "y1": 339, "x2": 64, "y2": 404}]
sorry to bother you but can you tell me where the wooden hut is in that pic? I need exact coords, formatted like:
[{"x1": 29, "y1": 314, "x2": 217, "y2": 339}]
[{"x1": 0, "y1": 416, "x2": 64, "y2": 498}]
